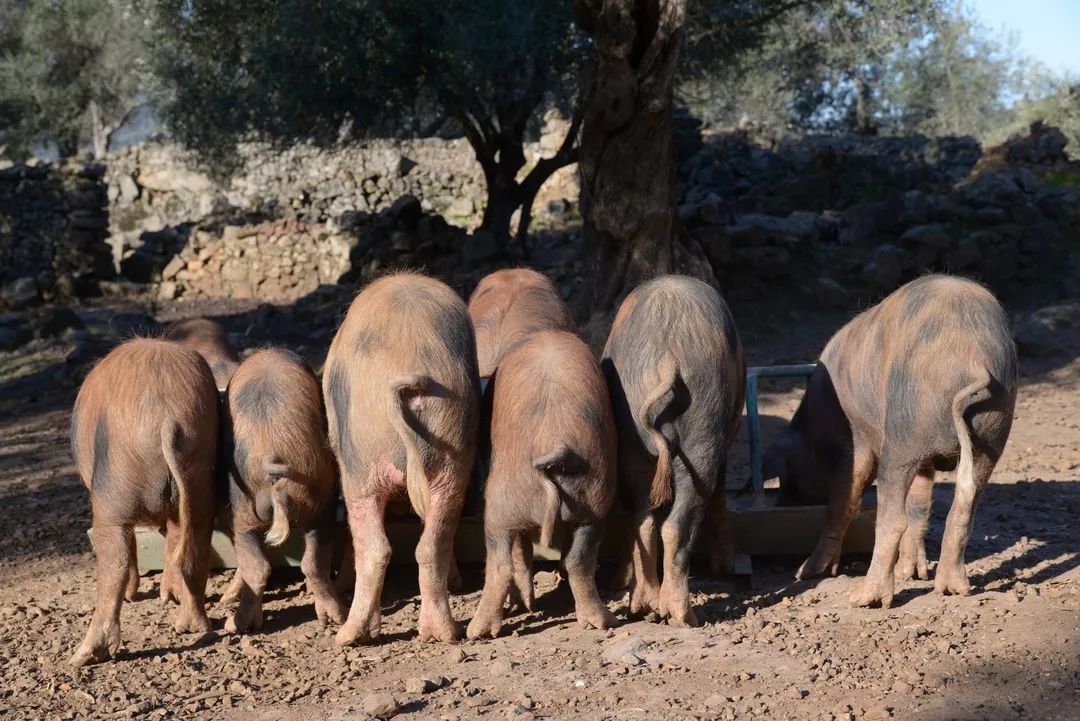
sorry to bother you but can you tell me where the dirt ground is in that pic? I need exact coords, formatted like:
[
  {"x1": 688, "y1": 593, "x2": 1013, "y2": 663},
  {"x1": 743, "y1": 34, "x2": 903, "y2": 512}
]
[{"x1": 1, "y1": 289, "x2": 1078, "y2": 721}]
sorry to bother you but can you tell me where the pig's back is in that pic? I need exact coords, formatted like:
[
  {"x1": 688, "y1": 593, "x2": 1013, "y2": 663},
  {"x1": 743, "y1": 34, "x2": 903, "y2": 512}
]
[{"x1": 821, "y1": 274, "x2": 1017, "y2": 442}]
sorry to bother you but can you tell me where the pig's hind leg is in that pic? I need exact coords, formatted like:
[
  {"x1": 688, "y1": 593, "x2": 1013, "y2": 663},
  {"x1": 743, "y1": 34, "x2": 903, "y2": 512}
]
[
  {"x1": 466, "y1": 530, "x2": 515, "y2": 639},
  {"x1": 935, "y1": 452, "x2": 997, "y2": 596},
  {"x1": 123, "y1": 533, "x2": 140, "y2": 601},
  {"x1": 657, "y1": 453, "x2": 712, "y2": 628},
  {"x1": 507, "y1": 531, "x2": 535, "y2": 613},
  {"x1": 335, "y1": 490, "x2": 390, "y2": 646},
  {"x1": 895, "y1": 465, "x2": 934, "y2": 582},
  {"x1": 71, "y1": 523, "x2": 133, "y2": 666},
  {"x1": 225, "y1": 529, "x2": 271, "y2": 633},
  {"x1": 564, "y1": 523, "x2": 616, "y2": 630},
  {"x1": 302, "y1": 507, "x2": 347, "y2": 625},
  {"x1": 415, "y1": 472, "x2": 466, "y2": 643},
  {"x1": 850, "y1": 454, "x2": 920, "y2": 609}
]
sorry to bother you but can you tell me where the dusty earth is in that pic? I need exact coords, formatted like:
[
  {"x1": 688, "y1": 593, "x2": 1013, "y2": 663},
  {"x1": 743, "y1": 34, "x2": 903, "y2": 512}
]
[{"x1": 1, "y1": 288, "x2": 1078, "y2": 721}]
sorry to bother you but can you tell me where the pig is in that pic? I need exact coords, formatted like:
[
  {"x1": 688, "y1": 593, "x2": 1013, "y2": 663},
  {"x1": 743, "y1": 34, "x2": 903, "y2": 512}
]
[
  {"x1": 466, "y1": 330, "x2": 617, "y2": 638},
  {"x1": 69, "y1": 338, "x2": 218, "y2": 666},
  {"x1": 764, "y1": 274, "x2": 1018, "y2": 608},
  {"x1": 323, "y1": 272, "x2": 480, "y2": 645},
  {"x1": 602, "y1": 275, "x2": 745, "y2": 627},
  {"x1": 162, "y1": 318, "x2": 241, "y2": 392},
  {"x1": 217, "y1": 348, "x2": 346, "y2": 632},
  {"x1": 468, "y1": 268, "x2": 574, "y2": 379},
  {"x1": 467, "y1": 268, "x2": 575, "y2": 607}
]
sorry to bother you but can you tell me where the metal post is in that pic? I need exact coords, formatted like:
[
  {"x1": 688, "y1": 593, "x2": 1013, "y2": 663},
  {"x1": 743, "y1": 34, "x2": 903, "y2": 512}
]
[{"x1": 745, "y1": 363, "x2": 819, "y2": 501}]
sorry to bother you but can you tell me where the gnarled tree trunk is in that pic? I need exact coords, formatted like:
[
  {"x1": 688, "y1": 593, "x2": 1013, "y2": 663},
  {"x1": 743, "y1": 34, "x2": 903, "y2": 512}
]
[{"x1": 576, "y1": 0, "x2": 687, "y2": 313}]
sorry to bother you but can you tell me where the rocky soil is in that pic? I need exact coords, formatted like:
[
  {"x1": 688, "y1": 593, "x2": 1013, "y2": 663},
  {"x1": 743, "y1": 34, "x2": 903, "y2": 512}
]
[{"x1": 1, "y1": 287, "x2": 1077, "y2": 721}]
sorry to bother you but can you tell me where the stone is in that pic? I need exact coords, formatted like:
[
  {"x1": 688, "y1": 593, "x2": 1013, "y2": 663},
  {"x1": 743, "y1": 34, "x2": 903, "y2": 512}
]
[
  {"x1": 362, "y1": 693, "x2": 399, "y2": 719},
  {"x1": 404, "y1": 677, "x2": 438, "y2": 694},
  {"x1": 34, "y1": 306, "x2": 83, "y2": 338},
  {"x1": 462, "y1": 230, "x2": 502, "y2": 264},
  {"x1": 861, "y1": 244, "x2": 903, "y2": 291},
  {"x1": 108, "y1": 312, "x2": 159, "y2": 338},
  {"x1": 693, "y1": 227, "x2": 733, "y2": 267},
  {"x1": 118, "y1": 174, "x2": 140, "y2": 203},
  {"x1": 1, "y1": 277, "x2": 39, "y2": 310},
  {"x1": 1013, "y1": 302, "x2": 1080, "y2": 357},
  {"x1": 603, "y1": 634, "x2": 648, "y2": 667},
  {"x1": 0, "y1": 313, "x2": 32, "y2": 351},
  {"x1": 158, "y1": 281, "x2": 179, "y2": 300},
  {"x1": 900, "y1": 223, "x2": 952, "y2": 249},
  {"x1": 162, "y1": 256, "x2": 186, "y2": 280},
  {"x1": 811, "y1": 277, "x2": 851, "y2": 308},
  {"x1": 733, "y1": 246, "x2": 791, "y2": 277},
  {"x1": 445, "y1": 196, "x2": 475, "y2": 218}
]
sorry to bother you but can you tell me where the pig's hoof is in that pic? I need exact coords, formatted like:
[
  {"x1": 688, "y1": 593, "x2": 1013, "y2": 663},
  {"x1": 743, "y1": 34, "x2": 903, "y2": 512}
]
[
  {"x1": 173, "y1": 611, "x2": 213, "y2": 635},
  {"x1": 315, "y1": 596, "x2": 347, "y2": 625},
  {"x1": 69, "y1": 643, "x2": 111, "y2": 668},
  {"x1": 933, "y1": 566, "x2": 971, "y2": 596},
  {"x1": 849, "y1": 577, "x2": 894, "y2": 609},
  {"x1": 336, "y1": 615, "x2": 380, "y2": 646},
  {"x1": 419, "y1": 615, "x2": 464, "y2": 643},
  {"x1": 664, "y1": 606, "x2": 700, "y2": 628},
  {"x1": 628, "y1": 586, "x2": 660, "y2": 617},
  {"x1": 796, "y1": 549, "x2": 839, "y2": 580},
  {"x1": 466, "y1": 614, "x2": 503, "y2": 640},
  {"x1": 576, "y1": 605, "x2": 617, "y2": 631},
  {"x1": 224, "y1": 607, "x2": 262, "y2": 634}
]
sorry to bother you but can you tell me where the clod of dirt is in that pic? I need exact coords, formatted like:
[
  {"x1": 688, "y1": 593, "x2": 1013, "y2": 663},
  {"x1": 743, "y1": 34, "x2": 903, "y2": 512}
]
[
  {"x1": 603, "y1": 633, "x2": 648, "y2": 667},
  {"x1": 404, "y1": 677, "x2": 439, "y2": 694},
  {"x1": 362, "y1": 693, "x2": 399, "y2": 719}
]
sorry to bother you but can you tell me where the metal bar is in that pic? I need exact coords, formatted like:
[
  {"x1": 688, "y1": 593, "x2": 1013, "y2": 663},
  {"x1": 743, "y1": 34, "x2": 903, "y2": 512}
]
[{"x1": 745, "y1": 363, "x2": 818, "y2": 495}]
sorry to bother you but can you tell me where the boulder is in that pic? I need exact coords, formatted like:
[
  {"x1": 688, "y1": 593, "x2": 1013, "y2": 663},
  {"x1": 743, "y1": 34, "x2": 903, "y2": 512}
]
[
  {"x1": 1, "y1": 277, "x2": 40, "y2": 310},
  {"x1": 901, "y1": 223, "x2": 952, "y2": 249},
  {"x1": 461, "y1": 230, "x2": 502, "y2": 264},
  {"x1": 0, "y1": 313, "x2": 32, "y2": 351},
  {"x1": 861, "y1": 244, "x2": 903, "y2": 291},
  {"x1": 1013, "y1": 302, "x2": 1080, "y2": 357}
]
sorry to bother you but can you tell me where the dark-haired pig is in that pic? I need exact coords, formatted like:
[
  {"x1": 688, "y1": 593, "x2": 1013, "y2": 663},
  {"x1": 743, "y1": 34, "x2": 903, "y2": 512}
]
[
  {"x1": 219, "y1": 348, "x2": 346, "y2": 632},
  {"x1": 467, "y1": 330, "x2": 616, "y2": 638},
  {"x1": 467, "y1": 268, "x2": 575, "y2": 607},
  {"x1": 324, "y1": 272, "x2": 480, "y2": 645},
  {"x1": 468, "y1": 268, "x2": 574, "y2": 379},
  {"x1": 764, "y1": 274, "x2": 1018, "y2": 607},
  {"x1": 603, "y1": 275, "x2": 745, "y2": 626},
  {"x1": 163, "y1": 318, "x2": 241, "y2": 392},
  {"x1": 69, "y1": 338, "x2": 218, "y2": 666}
]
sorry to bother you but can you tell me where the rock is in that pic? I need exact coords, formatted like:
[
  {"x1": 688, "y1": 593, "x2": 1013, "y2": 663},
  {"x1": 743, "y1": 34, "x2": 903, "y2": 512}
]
[
  {"x1": 117, "y1": 174, "x2": 140, "y2": 203},
  {"x1": 811, "y1": 277, "x2": 851, "y2": 308},
  {"x1": 733, "y1": 246, "x2": 791, "y2": 277},
  {"x1": 901, "y1": 223, "x2": 952, "y2": 249},
  {"x1": 107, "y1": 312, "x2": 159, "y2": 338},
  {"x1": 704, "y1": 693, "x2": 728, "y2": 710},
  {"x1": 158, "y1": 281, "x2": 180, "y2": 300},
  {"x1": 445, "y1": 196, "x2": 475, "y2": 218},
  {"x1": 362, "y1": 693, "x2": 399, "y2": 719},
  {"x1": 788, "y1": 686, "x2": 808, "y2": 700},
  {"x1": 1013, "y1": 302, "x2": 1080, "y2": 356},
  {"x1": 34, "y1": 306, "x2": 83, "y2": 338},
  {"x1": 1, "y1": 277, "x2": 39, "y2": 310},
  {"x1": 0, "y1": 313, "x2": 32, "y2": 351},
  {"x1": 461, "y1": 230, "x2": 502, "y2": 264},
  {"x1": 603, "y1": 634, "x2": 648, "y2": 667},
  {"x1": 861, "y1": 244, "x2": 903, "y2": 291},
  {"x1": 404, "y1": 677, "x2": 438, "y2": 694},
  {"x1": 693, "y1": 227, "x2": 733, "y2": 267}
]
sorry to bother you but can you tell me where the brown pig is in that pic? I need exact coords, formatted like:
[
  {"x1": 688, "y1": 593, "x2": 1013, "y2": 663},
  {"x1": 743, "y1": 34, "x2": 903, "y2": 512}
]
[
  {"x1": 467, "y1": 330, "x2": 617, "y2": 638},
  {"x1": 162, "y1": 318, "x2": 241, "y2": 392},
  {"x1": 324, "y1": 272, "x2": 480, "y2": 645},
  {"x1": 764, "y1": 274, "x2": 1018, "y2": 607},
  {"x1": 467, "y1": 268, "x2": 574, "y2": 605},
  {"x1": 468, "y1": 268, "x2": 574, "y2": 379},
  {"x1": 218, "y1": 348, "x2": 346, "y2": 632},
  {"x1": 69, "y1": 338, "x2": 218, "y2": 666},
  {"x1": 603, "y1": 276, "x2": 745, "y2": 627}
]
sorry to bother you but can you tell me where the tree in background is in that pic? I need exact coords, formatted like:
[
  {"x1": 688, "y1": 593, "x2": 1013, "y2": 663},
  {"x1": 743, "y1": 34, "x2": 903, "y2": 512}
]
[
  {"x1": 0, "y1": 0, "x2": 151, "y2": 159},
  {"x1": 154, "y1": 0, "x2": 582, "y2": 246},
  {"x1": 878, "y1": 1, "x2": 1027, "y2": 138}
]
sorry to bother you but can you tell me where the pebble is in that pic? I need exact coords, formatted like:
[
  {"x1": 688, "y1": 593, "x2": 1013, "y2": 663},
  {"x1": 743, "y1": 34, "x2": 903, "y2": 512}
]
[{"x1": 363, "y1": 693, "x2": 399, "y2": 719}]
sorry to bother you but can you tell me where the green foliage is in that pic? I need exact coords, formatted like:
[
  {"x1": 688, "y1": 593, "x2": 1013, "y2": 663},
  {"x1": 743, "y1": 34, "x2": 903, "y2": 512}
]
[
  {"x1": 0, "y1": 0, "x2": 152, "y2": 159},
  {"x1": 999, "y1": 80, "x2": 1080, "y2": 157},
  {"x1": 154, "y1": 0, "x2": 582, "y2": 238}
]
